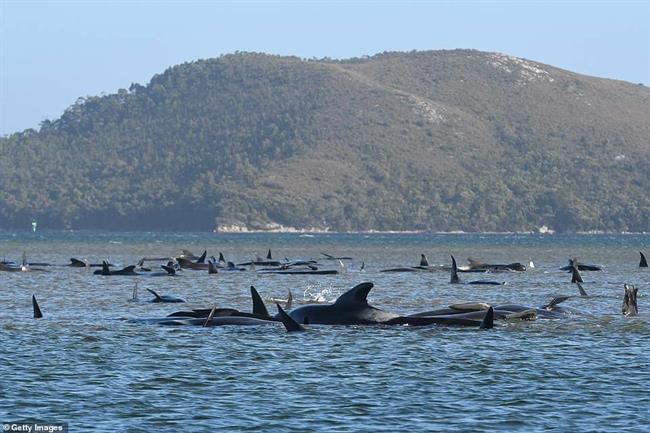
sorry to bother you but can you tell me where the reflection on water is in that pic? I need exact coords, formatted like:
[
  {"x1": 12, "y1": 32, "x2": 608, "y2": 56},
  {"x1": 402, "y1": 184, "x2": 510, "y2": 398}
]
[{"x1": 1, "y1": 231, "x2": 648, "y2": 432}]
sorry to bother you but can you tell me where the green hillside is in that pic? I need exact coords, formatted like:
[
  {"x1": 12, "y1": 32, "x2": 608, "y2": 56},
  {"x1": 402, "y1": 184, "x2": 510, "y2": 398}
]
[{"x1": 1, "y1": 50, "x2": 648, "y2": 232}]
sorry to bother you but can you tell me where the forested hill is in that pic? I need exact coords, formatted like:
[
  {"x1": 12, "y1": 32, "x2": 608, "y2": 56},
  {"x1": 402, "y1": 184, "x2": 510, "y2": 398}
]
[{"x1": 1, "y1": 50, "x2": 648, "y2": 232}]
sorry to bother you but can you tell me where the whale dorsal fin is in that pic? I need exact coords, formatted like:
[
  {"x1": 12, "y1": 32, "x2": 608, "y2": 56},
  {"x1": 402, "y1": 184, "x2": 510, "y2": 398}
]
[
  {"x1": 218, "y1": 252, "x2": 226, "y2": 264},
  {"x1": 286, "y1": 289, "x2": 293, "y2": 310},
  {"x1": 480, "y1": 306, "x2": 494, "y2": 329},
  {"x1": 250, "y1": 286, "x2": 270, "y2": 317},
  {"x1": 70, "y1": 258, "x2": 87, "y2": 267},
  {"x1": 146, "y1": 288, "x2": 162, "y2": 300},
  {"x1": 208, "y1": 260, "x2": 219, "y2": 274},
  {"x1": 576, "y1": 283, "x2": 588, "y2": 297},
  {"x1": 137, "y1": 258, "x2": 145, "y2": 267},
  {"x1": 267, "y1": 249, "x2": 273, "y2": 260},
  {"x1": 32, "y1": 295, "x2": 43, "y2": 319},
  {"x1": 227, "y1": 261, "x2": 236, "y2": 270},
  {"x1": 196, "y1": 250, "x2": 207, "y2": 264},
  {"x1": 640, "y1": 252, "x2": 648, "y2": 268},
  {"x1": 420, "y1": 254, "x2": 429, "y2": 267},
  {"x1": 276, "y1": 303, "x2": 305, "y2": 332},
  {"x1": 102, "y1": 261, "x2": 110, "y2": 275},
  {"x1": 360, "y1": 261, "x2": 365, "y2": 271},
  {"x1": 450, "y1": 255, "x2": 460, "y2": 284},
  {"x1": 334, "y1": 282, "x2": 373, "y2": 305},
  {"x1": 162, "y1": 265, "x2": 176, "y2": 276},
  {"x1": 122, "y1": 265, "x2": 136, "y2": 273}
]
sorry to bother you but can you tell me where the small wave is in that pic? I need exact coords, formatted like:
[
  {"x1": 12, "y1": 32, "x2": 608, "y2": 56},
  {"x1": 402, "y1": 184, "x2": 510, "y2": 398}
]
[{"x1": 303, "y1": 284, "x2": 338, "y2": 303}]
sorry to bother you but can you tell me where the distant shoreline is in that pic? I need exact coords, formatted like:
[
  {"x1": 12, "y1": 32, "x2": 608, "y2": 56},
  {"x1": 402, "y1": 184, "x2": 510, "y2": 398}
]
[{"x1": 0, "y1": 228, "x2": 647, "y2": 235}]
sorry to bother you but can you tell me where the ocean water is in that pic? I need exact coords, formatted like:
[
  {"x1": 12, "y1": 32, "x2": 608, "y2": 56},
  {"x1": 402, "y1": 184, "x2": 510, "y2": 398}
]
[{"x1": 1, "y1": 231, "x2": 648, "y2": 432}]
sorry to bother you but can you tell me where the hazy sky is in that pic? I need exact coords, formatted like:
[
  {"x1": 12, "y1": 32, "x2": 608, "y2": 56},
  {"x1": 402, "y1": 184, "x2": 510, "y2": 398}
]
[{"x1": 1, "y1": 0, "x2": 648, "y2": 135}]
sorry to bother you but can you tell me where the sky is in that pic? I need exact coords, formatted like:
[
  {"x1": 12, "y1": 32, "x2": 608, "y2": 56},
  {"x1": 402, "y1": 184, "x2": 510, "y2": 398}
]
[{"x1": 1, "y1": 0, "x2": 648, "y2": 135}]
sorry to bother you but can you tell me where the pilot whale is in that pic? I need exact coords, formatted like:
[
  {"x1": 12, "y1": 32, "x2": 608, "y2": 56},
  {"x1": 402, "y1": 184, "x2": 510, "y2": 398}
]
[
  {"x1": 281, "y1": 282, "x2": 494, "y2": 328},
  {"x1": 177, "y1": 251, "x2": 209, "y2": 270},
  {"x1": 146, "y1": 288, "x2": 185, "y2": 303},
  {"x1": 93, "y1": 261, "x2": 138, "y2": 276},
  {"x1": 380, "y1": 254, "x2": 439, "y2": 273},
  {"x1": 136, "y1": 286, "x2": 284, "y2": 326},
  {"x1": 560, "y1": 258, "x2": 602, "y2": 272},
  {"x1": 238, "y1": 249, "x2": 282, "y2": 267},
  {"x1": 465, "y1": 258, "x2": 526, "y2": 272},
  {"x1": 450, "y1": 256, "x2": 504, "y2": 285}
]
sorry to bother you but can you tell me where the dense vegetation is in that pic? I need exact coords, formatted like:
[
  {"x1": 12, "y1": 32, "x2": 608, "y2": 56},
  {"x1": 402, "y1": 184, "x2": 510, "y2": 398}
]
[{"x1": 1, "y1": 50, "x2": 648, "y2": 232}]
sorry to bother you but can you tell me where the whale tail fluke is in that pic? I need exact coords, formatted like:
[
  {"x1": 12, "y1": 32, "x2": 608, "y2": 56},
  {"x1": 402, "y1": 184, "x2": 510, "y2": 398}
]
[
  {"x1": 450, "y1": 255, "x2": 460, "y2": 284},
  {"x1": 640, "y1": 252, "x2": 648, "y2": 268},
  {"x1": 276, "y1": 303, "x2": 305, "y2": 332},
  {"x1": 480, "y1": 306, "x2": 494, "y2": 329},
  {"x1": 250, "y1": 286, "x2": 270, "y2": 317},
  {"x1": 32, "y1": 295, "x2": 43, "y2": 319}
]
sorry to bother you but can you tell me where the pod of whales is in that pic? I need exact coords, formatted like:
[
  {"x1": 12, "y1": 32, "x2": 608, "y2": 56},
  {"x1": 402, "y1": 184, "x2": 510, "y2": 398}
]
[{"x1": 20, "y1": 245, "x2": 644, "y2": 333}]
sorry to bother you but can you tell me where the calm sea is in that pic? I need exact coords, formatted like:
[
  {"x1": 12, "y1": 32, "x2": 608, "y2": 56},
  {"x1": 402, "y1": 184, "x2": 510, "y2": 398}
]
[{"x1": 1, "y1": 231, "x2": 648, "y2": 432}]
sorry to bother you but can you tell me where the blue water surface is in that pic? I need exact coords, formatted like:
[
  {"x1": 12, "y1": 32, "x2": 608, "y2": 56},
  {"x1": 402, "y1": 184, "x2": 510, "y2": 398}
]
[{"x1": 1, "y1": 231, "x2": 648, "y2": 432}]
